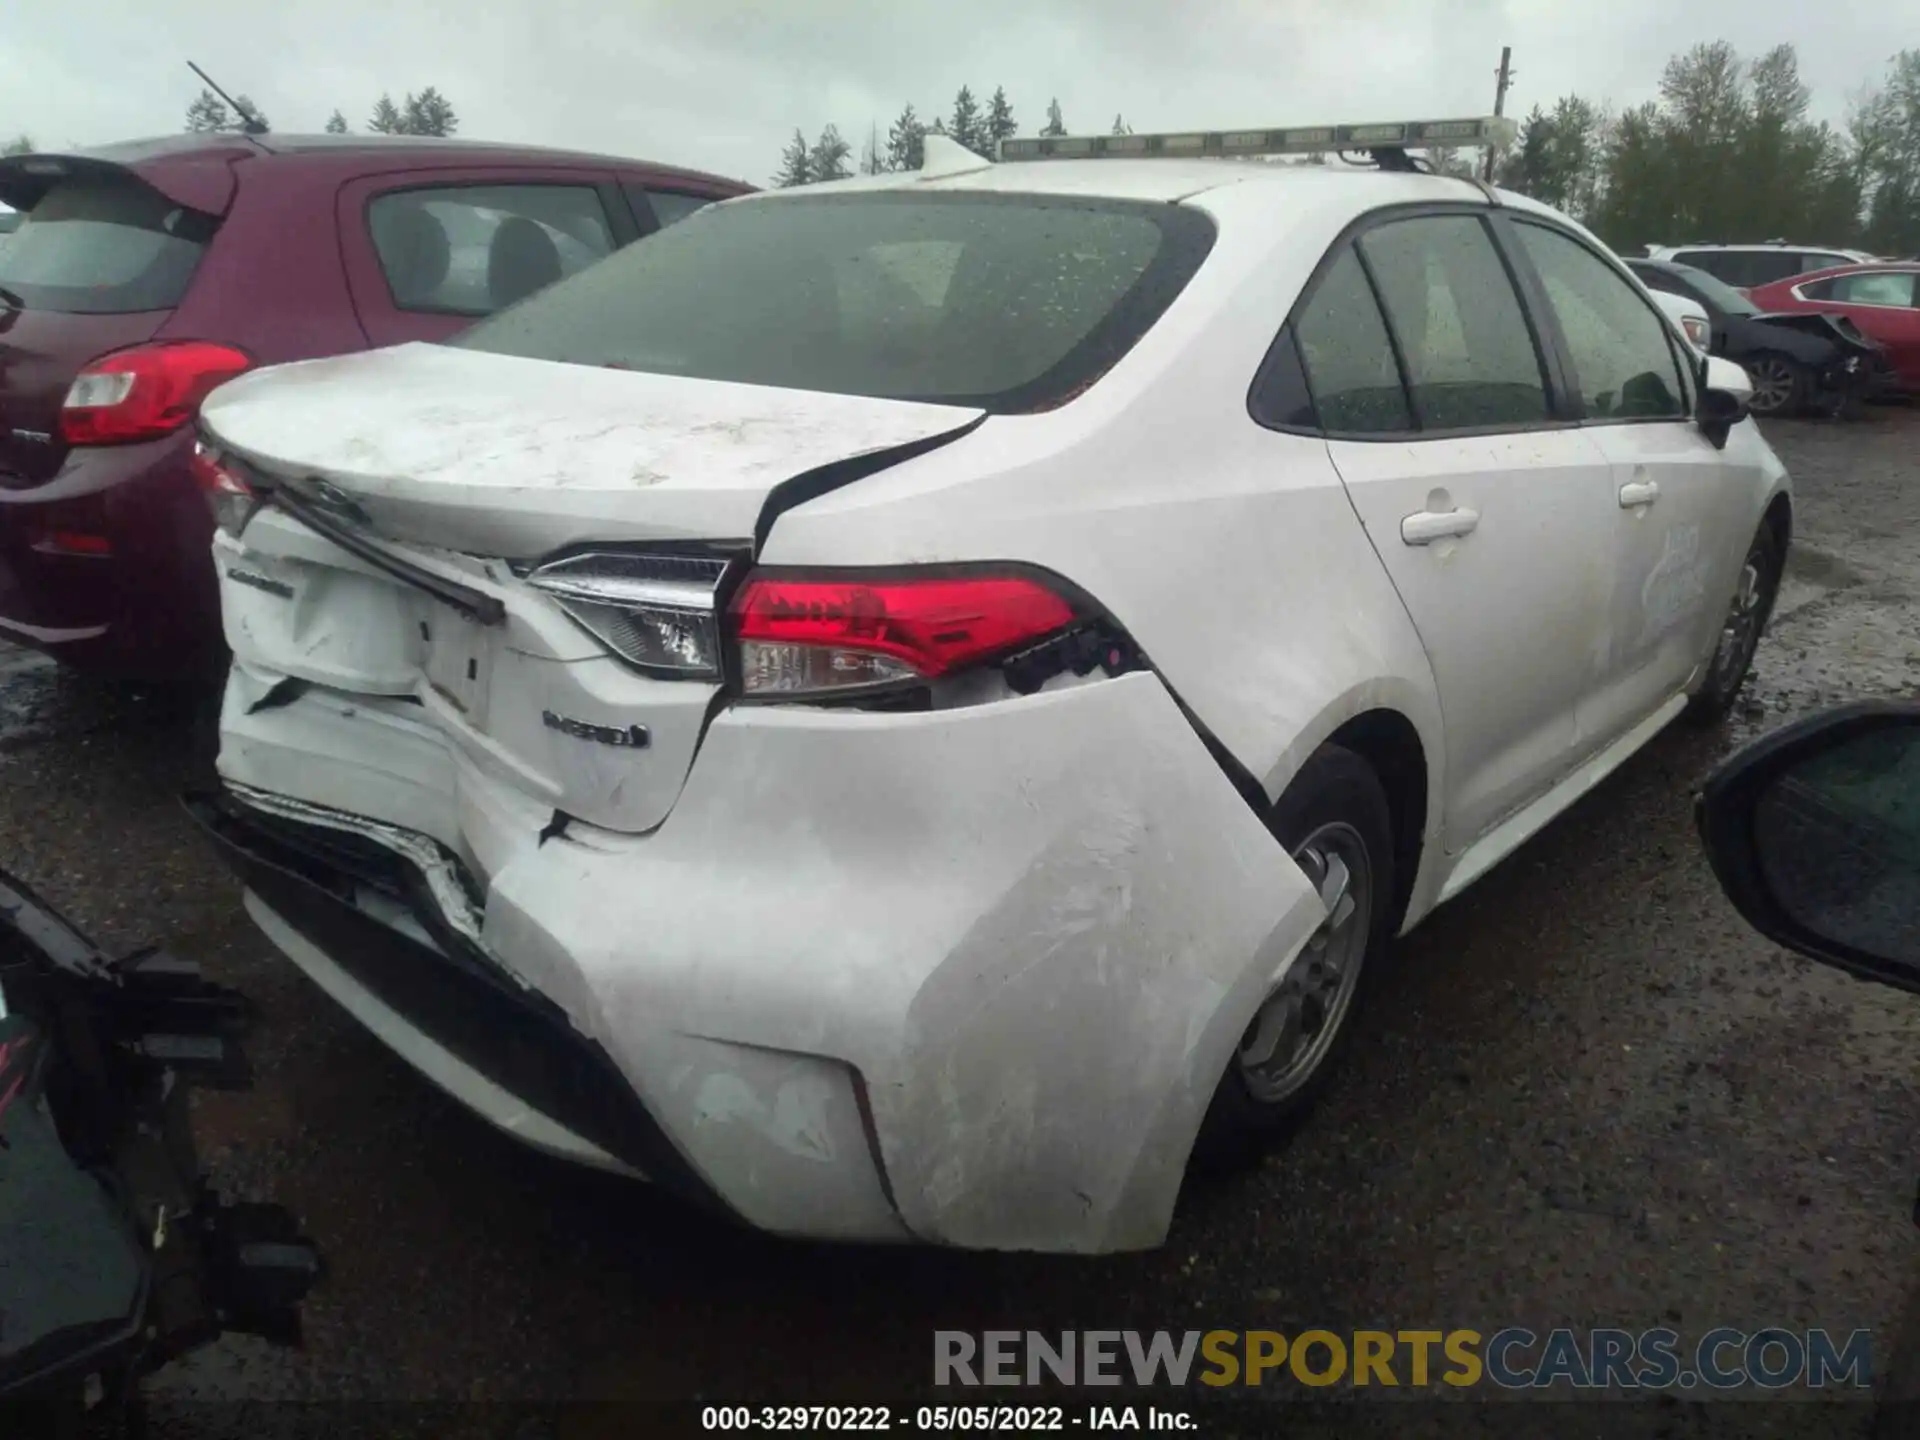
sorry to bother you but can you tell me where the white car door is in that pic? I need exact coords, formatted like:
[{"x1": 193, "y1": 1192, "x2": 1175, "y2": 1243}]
[
  {"x1": 1508, "y1": 220, "x2": 1757, "y2": 755},
  {"x1": 1290, "y1": 211, "x2": 1619, "y2": 854}
]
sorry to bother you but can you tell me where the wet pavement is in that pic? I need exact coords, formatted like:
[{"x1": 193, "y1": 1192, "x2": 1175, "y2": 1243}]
[{"x1": 4, "y1": 409, "x2": 1919, "y2": 1438}]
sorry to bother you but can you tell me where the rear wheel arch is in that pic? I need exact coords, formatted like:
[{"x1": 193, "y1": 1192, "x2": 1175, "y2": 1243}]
[
  {"x1": 1323, "y1": 709, "x2": 1429, "y2": 934},
  {"x1": 1762, "y1": 489, "x2": 1792, "y2": 555}
]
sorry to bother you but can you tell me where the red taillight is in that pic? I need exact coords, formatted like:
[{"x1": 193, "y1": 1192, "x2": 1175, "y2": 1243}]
[
  {"x1": 729, "y1": 570, "x2": 1077, "y2": 696},
  {"x1": 61, "y1": 341, "x2": 251, "y2": 446}
]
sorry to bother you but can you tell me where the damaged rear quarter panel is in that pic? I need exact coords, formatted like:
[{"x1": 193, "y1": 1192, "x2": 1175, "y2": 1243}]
[{"x1": 481, "y1": 672, "x2": 1322, "y2": 1252}]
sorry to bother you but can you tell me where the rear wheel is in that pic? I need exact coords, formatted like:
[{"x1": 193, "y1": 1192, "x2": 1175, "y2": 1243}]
[
  {"x1": 1745, "y1": 354, "x2": 1807, "y2": 417},
  {"x1": 1685, "y1": 522, "x2": 1783, "y2": 726},
  {"x1": 1193, "y1": 744, "x2": 1395, "y2": 1163}
]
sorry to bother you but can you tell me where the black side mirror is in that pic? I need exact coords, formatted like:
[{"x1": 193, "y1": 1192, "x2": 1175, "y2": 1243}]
[{"x1": 1697, "y1": 701, "x2": 1920, "y2": 994}]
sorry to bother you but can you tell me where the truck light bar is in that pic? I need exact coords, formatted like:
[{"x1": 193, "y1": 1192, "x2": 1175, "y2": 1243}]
[{"x1": 997, "y1": 116, "x2": 1519, "y2": 162}]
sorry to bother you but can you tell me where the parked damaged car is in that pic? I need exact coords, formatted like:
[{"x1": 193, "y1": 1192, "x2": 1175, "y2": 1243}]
[
  {"x1": 185, "y1": 140, "x2": 1790, "y2": 1254},
  {"x1": 0, "y1": 869, "x2": 318, "y2": 1429},
  {"x1": 1625, "y1": 257, "x2": 1891, "y2": 416},
  {"x1": 0, "y1": 133, "x2": 747, "y2": 682}
]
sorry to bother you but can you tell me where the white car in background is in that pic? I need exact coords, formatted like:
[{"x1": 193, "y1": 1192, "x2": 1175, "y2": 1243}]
[{"x1": 189, "y1": 119, "x2": 1791, "y2": 1253}]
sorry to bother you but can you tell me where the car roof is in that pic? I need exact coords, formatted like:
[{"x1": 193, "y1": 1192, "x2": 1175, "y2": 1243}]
[
  {"x1": 754, "y1": 155, "x2": 1506, "y2": 210},
  {"x1": 31, "y1": 131, "x2": 748, "y2": 193}
]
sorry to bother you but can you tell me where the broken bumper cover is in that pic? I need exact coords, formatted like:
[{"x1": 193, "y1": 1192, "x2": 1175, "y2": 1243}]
[{"x1": 203, "y1": 671, "x2": 1323, "y2": 1253}]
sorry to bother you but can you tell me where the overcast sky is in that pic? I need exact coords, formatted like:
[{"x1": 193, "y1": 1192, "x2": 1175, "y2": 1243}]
[{"x1": 4, "y1": 0, "x2": 1900, "y2": 185}]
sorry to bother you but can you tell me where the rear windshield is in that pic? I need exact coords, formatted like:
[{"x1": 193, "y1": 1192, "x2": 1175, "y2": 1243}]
[
  {"x1": 452, "y1": 192, "x2": 1216, "y2": 412},
  {"x1": 0, "y1": 178, "x2": 217, "y2": 314},
  {"x1": 1668, "y1": 263, "x2": 1758, "y2": 317}
]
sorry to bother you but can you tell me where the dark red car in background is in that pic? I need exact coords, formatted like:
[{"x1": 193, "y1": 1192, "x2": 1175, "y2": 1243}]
[
  {"x1": 0, "y1": 133, "x2": 749, "y2": 680},
  {"x1": 1746, "y1": 262, "x2": 1920, "y2": 396}
]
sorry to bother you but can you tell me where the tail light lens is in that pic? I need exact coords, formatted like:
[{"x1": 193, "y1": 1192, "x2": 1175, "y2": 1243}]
[
  {"x1": 61, "y1": 342, "x2": 251, "y2": 446},
  {"x1": 526, "y1": 551, "x2": 731, "y2": 679},
  {"x1": 729, "y1": 570, "x2": 1078, "y2": 697},
  {"x1": 190, "y1": 438, "x2": 257, "y2": 536}
]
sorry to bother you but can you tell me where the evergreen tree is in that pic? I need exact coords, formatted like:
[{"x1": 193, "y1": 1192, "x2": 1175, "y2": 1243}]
[
  {"x1": 885, "y1": 104, "x2": 926, "y2": 171},
  {"x1": 184, "y1": 90, "x2": 230, "y2": 133},
  {"x1": 948, "y1": 86, "x2": 984, "y2": 155},
  {"x1": 860, "y1": 123, "x2": 885, "y2": 175},
  {"x1": 1111, "y1": 114, "x2": 1131, "y2": 136},
  {"x1": 368, "y1": 94, "x2": 405, "y2": 134},
  {"x1": 774, "y1": 128, "x2": 812, "y2": 187},
  {"x1": 402, "y1": 87, "x2": 458, "y2": 137},
  {"x1": 324, "y1": 109, "x2": 349, "y2": 134},
  {"x1": 2, "y1": 134, "x2": 33, "y2": 156},
  {"x1": 1041, "y1": 98, "x2": 1067, "y2": 137},
  {"x1": 809, "y1": 124, "x2": 852, "y2": 182},
  {"x1": 986, "y1": 86, "x2": 1017, "y2": 153}
]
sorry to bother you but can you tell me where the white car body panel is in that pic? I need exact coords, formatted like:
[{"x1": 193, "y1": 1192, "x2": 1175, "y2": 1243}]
[
  {"x1": 201, "y1": 345, "x2": 985, "y2": 556},
  {"x1": 197, "y1": 157, "x2": 1792, "y2": 1252}
]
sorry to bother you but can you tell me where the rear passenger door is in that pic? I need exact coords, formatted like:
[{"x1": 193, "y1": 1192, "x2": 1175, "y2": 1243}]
[
  {"x1": 1286, "y1": 207, "x2": 1619, "y2": 854},
  {"x1": 1508, "y1": 219, "x2": 1755, "y2": 752},
  {"x1": 337, "y1": 168, "x2": 637, "y2": 347}
]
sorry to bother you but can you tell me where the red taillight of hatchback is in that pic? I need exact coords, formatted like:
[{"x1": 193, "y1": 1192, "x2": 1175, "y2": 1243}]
[
  {"x1": 60, "y1": 342, "x2": 251, "y2": 446},
  {"x1": 729, "y1": 570, "x2": 1078, "y2": 696}
]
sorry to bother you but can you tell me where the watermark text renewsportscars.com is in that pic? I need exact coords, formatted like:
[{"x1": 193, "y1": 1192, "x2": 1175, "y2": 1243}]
[{"x1": 934, "y1": 1328, "x2": 1873, "y2": 1391}]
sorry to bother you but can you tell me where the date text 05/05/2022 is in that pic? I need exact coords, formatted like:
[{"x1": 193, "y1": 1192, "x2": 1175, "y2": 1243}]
[{"x1": 700, "y1": 1404, "x2": 1195, "y2": 1431}]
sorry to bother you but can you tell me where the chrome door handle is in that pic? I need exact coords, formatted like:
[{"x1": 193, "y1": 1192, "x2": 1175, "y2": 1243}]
[
  {"x1": 1401, "y1": 508, "x2": 1480, "y2": 545},
  {"x1": 1619, "y1": 480, "x2": 1660, "y2": 509}
]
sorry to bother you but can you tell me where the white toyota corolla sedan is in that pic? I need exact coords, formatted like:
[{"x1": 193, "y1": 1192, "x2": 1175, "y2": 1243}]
[{"x1": 188, "y1": 119, "x2": 1790, "y2": 1254}]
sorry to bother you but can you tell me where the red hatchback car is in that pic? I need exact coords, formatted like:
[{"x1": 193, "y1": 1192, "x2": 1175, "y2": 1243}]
[
  {"x1": 1746, "y1": 262, "x2": 1920, "y2": 396},
  {"x1": 0, "y1": 133, "x2": 749, "y2": 680}
]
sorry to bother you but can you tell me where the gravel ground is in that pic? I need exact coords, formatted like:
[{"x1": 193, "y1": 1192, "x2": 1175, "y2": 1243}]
[{"x1": 3, "y1": 407, "x2": 1918, "y2": 1439}]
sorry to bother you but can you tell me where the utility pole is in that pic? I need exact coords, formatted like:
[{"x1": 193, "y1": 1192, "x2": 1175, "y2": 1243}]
[{"x1": 1483, "y1": 45, "x2": 1513, "y2": 182}]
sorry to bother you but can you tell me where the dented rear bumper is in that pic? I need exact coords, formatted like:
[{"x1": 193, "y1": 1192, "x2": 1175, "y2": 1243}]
[{"x1": 205, "y1": 669, "x2": 1324, "y2": 1253}]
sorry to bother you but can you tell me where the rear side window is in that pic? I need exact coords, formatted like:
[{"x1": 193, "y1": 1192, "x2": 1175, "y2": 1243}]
[
  {"x1": 0, "y1": 178, "x2": 216, "y2": 314},
  {"x1": 1286, "y1": 246, "x2": 1411, "y2": 433},
  {"x1": 624, "y1": 183, "x2": 713, "y2": 230},
  {"x1": 1515, "y1": 222, "x2": 1688, "y2": 420},
  {"x1": 453, "y1": 192, "x2": 1215, "y2": 413},
  {"x1": 1828, "y1": 271, "x2": 1917, "y2": 307},
  {"x1": 1800, "y1": 252, "x2": 1853, "y2": 273},
  {"x1": 368, "y1": 184, "x2": 615, "y2": 317},
  {"x1": 1358, "y1": 214, "x2": 1549, "y2": 430}
]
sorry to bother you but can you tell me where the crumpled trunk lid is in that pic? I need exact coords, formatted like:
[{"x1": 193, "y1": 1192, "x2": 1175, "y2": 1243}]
[
  {"x1": 204, "y1": 343, "x2": 986, "y2": 838},
  {"x1": 200, "y1": 343, "x2": 986, "y2": 557}
]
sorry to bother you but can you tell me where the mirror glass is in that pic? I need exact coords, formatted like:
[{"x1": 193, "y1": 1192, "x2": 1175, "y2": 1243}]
[{"x1": 1753, "y1": 726, "x2": 1920, "y2": 969}]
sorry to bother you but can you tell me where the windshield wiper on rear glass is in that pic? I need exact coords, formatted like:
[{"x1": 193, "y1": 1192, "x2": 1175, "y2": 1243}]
[{"x1": 266, "y1": 479, "x2": 507, "y2": 627}]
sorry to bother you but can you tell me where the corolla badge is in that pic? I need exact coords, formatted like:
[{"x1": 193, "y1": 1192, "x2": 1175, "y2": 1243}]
[{"x1": 542, "y1": 710, "x2": 651, "y2": 749}]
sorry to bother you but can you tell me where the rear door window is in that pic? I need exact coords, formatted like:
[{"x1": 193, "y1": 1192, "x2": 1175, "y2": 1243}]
[
  {"x1": 1358, "y1": 214, "x2": 1550, "y2": 430},
  {"x1": 0, "y1": 177, "x2": 216, "y2": 314},
  {"x1": 1829, "y1": 271, "x2": 1917, "y2": 307},
  {"x1": 367, "y1": 184, "x2": 616, "y2": 317}
]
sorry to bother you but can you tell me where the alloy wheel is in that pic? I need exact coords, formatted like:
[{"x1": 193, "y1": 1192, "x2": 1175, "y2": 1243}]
[
  {"x1": 1236, "y1": 822, "x2": 1372, "y2": 1104},
  {"x1": 1746, "y1": 358, "x2": 1795, "y2": 415},
  {"x1": 1711, "y1": 555, "x2": 1766, "y2": 694}
]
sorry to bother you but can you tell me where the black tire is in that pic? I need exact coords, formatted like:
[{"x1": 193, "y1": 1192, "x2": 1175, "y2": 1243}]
[
  {"x1": 1745, "y1": 353, "x2": 1808, "y2": 418},
  {"x1": 1192, "y1": 743, "x2": 1396, "y2": 1166},
  {"x1": 1685, "y1": 522, "x2": 1783, "y2": 726}
]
